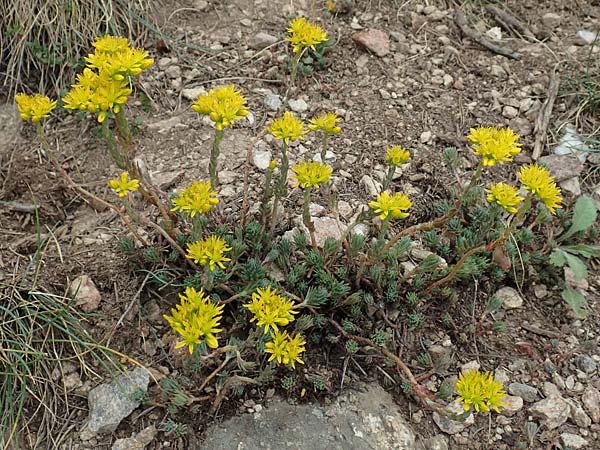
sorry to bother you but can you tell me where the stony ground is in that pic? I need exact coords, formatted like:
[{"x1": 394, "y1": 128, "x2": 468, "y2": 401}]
[{"x1": 2, "y1": 0, "x2": 600, "y2": 449}]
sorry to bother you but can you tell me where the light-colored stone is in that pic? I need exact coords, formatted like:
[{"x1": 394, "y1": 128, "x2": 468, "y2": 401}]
[
  {"x1": 84, "y1": 367, "x2": 150, "y2": 435},
  {"x1": 432, "y1": 402, "x2": 474, "y2": 434},
  {"x1": 502, "y1": 105, "x2": 519, "y2": 119},
  {"x1": 69, "y1": 275, "x2": 101, "y2": 312},
  {"x1": 352, "y1": 29, "x2": 390, "y2": 57},
  {"x1": 500, "y1": 395, "x2": 523, "y2": 417},
  {"x1": 311, "y1": 217, "x2": 344, "y2": 248},
  {"x1": 360, "y1": 175, "x2": 381, "y2": 197},
  {"x1": 249, "y1": 32, "x2": 278, "y2": 50},
  {"x1": 538, "y1": 154, "x2": 584, "y2": 182},
  {"x1": 582, "y1": 387, "x2": 600, "y2": 423},
  {"x1": 560, "y1": 433, "x2": 588, "y2": 449},
  {"x1": 560, "y1": 177, "x2": 581, "y2": 196},
  {"x1": 542, "y1": 12, "x2": 562, "y2": 29},
  {"x1": 201, "y1": 383, "x2": 415, "y2": 450},
  {"x1": 288, "y1": 98, "x2": 308, "y2": 113},
  {"x1": 164, "y1": 65, "x2": 182, "y2": 79},
  {"x1": 426, "y1": 434, "x2": 449, "y2": 450},
  {"x1": 460, "y1": 360, "x2": 480, "y2": 373},
  {"x1": 264, "y1": 91, "x2": 282, "y2": 111},
  {"x1": 0, "y1": 103, "x2": 20, "y2": 145},
  {"x1": 494, "y1": 286, "x2": 524, "y2": 310},
  {"x1": 530, "y1": 396, "x2": 570, "y2": 430},
  {"x1": 147, "y1": 116, "x2": 185, "y2": 133},
  {"x1": 111, "y1": 425, "x2": 156, "y2": 450},
  {"x1": 253, "y1": 149, "x2": 272, "y2": 170},
  {"x1": 576, "y1": 30, "x2": 598, "y2": 46},
  {"x1": 420, "y1": 130, "x2": 432, "y2": 144},
  {"x1": 182, "y1": 86, "x2": 205, "y2": 101},
  {"x1": 508, "y1": 383, "x2": 538, "y2": 402}
]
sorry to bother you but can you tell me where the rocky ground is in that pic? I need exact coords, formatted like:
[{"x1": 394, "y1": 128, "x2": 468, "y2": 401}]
[{"x1": 2, "y1": 0, "x2": 600, "y2": 449}]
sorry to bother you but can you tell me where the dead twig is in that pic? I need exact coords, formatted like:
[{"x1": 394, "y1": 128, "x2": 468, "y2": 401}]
[
  {"x1": 0, "y1": 200, "x2": 37, "y2": 214},
  {"x1": 211, "y1": 375, "x2": 259, "y2": 414},
  {"x1": 532, "y1": 71, "x2": 560, "y2": 160},
  {"x1": 454, "y1": 10, "x2": 521, "y2": 60},
  {"x1": 486, "y1": 5, "x2": 537, "y2": 42}
]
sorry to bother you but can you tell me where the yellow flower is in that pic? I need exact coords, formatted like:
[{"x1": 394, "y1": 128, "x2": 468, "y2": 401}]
[
  {"x1": 171, "y1": 181, "x2": 219, "y2": 217},
  {"x1": 369, "y1": 191, "x2": 412, "y2": 220},
  {"x1": 265, "y1": 330, "x2": 306, "y2": 369},
  {"x1": 91, "y1": 35, "x2": 131, "y2": 54},
  {"x1": 268, "y1": 112, "x2": 307, "y2": 144},
  {"x1": 268, "y1": 160, "x2": 277, "y2": 171},
  {"x1": 308, "y1": 112, "x2": 341, "y2": 135},
  {"x1": 286, "y1": 17, "x2": 328, "y2": 54},
  {"x1": 186, "y1": 235, "x2": 232, "y2": 271},
  {"x1": 468, "y1": 126, "x2": 522, "y2": 167},
  {"x1": 517, "y1": 164, "x2": 563, "y2": 214},
  {"x1": 192, "y1": 84, "x2": 248, "y2": 131},
  {"x1": 385, "y1": 146, "x2": 411, "y2": 167},
  {"x1": 292, "y1": 161, "x2": 332, "y2": 189},
  {"x1": 87, "y1": 35, "x2": 153, "y2": 80},
  {"x1": 485, "y1": 182, "x2": 524, "y2": 214},
  {"x1": 455, "y1": 370, "x2": 507, "y2": 413},
  {"x1": 14, "y1": 93, "x2": 57, "y2": 123},
  {"x1": 244, "y1": 287, "x2": 298, "y2": 334},
  {"x1": 163, "y1": 287, "x2": 224, "y2": 354},
  {"x1": 108, "y1": 172, "x2": 139, "y2": 197}
]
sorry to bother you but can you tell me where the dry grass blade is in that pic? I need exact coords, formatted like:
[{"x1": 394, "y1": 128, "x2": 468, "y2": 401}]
[{"x1": 0, "y1": 0, "x2": 156, "y2": 97}]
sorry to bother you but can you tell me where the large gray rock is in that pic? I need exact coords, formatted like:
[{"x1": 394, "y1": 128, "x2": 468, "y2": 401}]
[
  {"x1": 538, "y1": 154, "x2": 584, "y2": 182},
  {"x1": 530, "y1": 396, "x2": 570, "y2": 430},
  {"x1": 199, "y1": 384, "x2": 416, "y2": 450},
  {"x1": 111, "y1": 425, "x2": 156, "y2": 450},
  {"x1": 0, "y1": 103, "x2": 21, "y2": 145},
  {"x1": 85, "y1": 367, "x2": 150, "y2": 435}
]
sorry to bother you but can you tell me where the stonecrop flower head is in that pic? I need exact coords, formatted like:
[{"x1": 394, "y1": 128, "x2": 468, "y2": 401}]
[
  {"x1": 163, "y1": 287, "x2": 224, "y2": 353},
  {"x1": 14, "y1": 93, "x2": 57, "y2": 122},
  {"x1": 192, "y1": 84, "x2": 248, "y2": 130},
  {"x1": 268, "y1": 111, "x2": 307, "y2": 144},
  {"x1": 455, "y1": 369, "x2": 507, "y2": 413},
  {"x1": 385, "y1": 146, "x2": 411, "y2": 167},
  {"x1": 186, "y1": 235, "x2": 232, "y2": 270},
  {"x1": 517, "y1": 164, "x2": 563, "y2": 214},
  {"x1": 171, "y1": 180, "x2": 219, "y2": 217},
  {"x1": 485, "y1": 182, "x2": 524, "y2": 214},
  {"x1": 63, "y1": 35, "x2": 152, "y2": 122},
  {"x1": 308, "y1": 112, "x2": 341, "y2": 136},
  {"x1": 468, "y1": 126, "x2": 522, "y2": 167},
  {"x1": 286, "y1": 17, "x2": 328, "y2": 54},
  {"x1": 292, "y1": 161, "x2": 333, "y2": 189},
  {"x1": 244, "y1": 287, "x2": 298, "y2": 334},
  {"x1": 265, "y1": 329, "x2": 306, "y2": 369},
  {"x1": 108, "y1": 172, "x2": 139, "y2": 197},
  {"x1": 369, "y1": 191, "x2": 412, "y2": 220}
]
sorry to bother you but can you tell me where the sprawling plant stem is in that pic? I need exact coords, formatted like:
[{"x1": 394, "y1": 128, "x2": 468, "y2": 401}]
[{"x1": 210, "y1": 129, "x2": 224, "y2": 188}]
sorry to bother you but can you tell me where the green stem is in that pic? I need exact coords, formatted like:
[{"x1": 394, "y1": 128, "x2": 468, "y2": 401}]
[
  {"x1": 382, "y1": 166, "x2": 396, "y2": 192},
  {"x1": 114, "y1": 108, "x2": 132, "y2": 168},
  {"x1": 205, "y1": 265, "x2": 214, "y2": 292},
  {"x1": 302, "y1": 187, "x2": 317, "y2": 248},
  {"x1": 270, "y1": 142, "x2": 289, "y2": 232},
  {"x1": 101, "y1": 118, "x2": 125, "y2": 169},
  {"x1": 320, "y1": 134, "x2": 328, "y2": 163},
  {"x1": 375, "y1": 216, "x2": 391, "y2": 254},
  {"x1": 192, "y1": 215, "x2": 204, "y2": 241},
  {"x1": 210, "y1": 129, "x2": 225, "y2": 189},
  {"x1": 261, "y1": 167, "x2": 274, "y2": 228}
]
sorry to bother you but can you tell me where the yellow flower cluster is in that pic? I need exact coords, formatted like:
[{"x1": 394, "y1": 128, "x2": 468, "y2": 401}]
[
  {"x1": 171, "y1": 181, "x2": 219, "y2": 217},
  {"x1": 14, "y1": 93, "x2": 57, "y2": 123},
  {"x1": 485, "y1": 182, "x2": 523, "y2": 214},
  {"x1": 369, "y1": 191, "x2": 412, "y2": 220},
  {"x1": 164, "y1": 287, "x2": 224, "y2": 354},
  {"x1": 455, "y1": 369, "x2": 507, "y2": 413},
  {"x1": 265, "y1": 329, "x2": 306, "y2": 369},
  {"x1": 292, "y1": 161, "x2": 332, "y2": 189},
  {"x1": 385, "y1": 146, "x2": 411, "y2": 167},
  {"x1": 268, "y1": 111, "x2": 307, "y2": 144},
  {"x1": 286, "y1": 17, "x2": 328, "y2": 54},
  {"x1": 192, "y1": 84, "x2": 248, "y2": 131},
  {"x1": 63, "y1": 35, "x2": 153, "y2": 122},
  {"x1": 518, "y1": 164, "x2": 563, "y2": 214},
  {"x1": 186, "y1": 235, "x2": 232, "y2": 270},
  {"x1": 108, "y1": 172, "x2": 139, "y2": 197},
  {"x1": 468, "y1": 126, "x2": 522, "y2": 167},
  {"x1": 308, "y1": 112, "x2": 341, "y2": 135},
  {"x1": 244, "y1": 287, "x2": 298, "y2": 334}
]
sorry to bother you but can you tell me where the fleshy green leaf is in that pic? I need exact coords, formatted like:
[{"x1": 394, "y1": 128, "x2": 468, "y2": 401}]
[
  {"x1": 563, "y1": 252, "x2": 588, "y2": 281},
  {"x1": 561, "y1": 287, "x2": 588, "y2": 319},
  {"x1": 562, "y1": 244, "x2": 600, "y2": 258},
  {"x1": 549, "y1": 249, "x2": 567, "y2": 267},
  {"x1": 562, "y1": 196, "x2": 598, "y2": 241}
]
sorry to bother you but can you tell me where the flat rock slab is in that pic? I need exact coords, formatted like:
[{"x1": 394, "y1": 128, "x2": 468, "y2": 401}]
[{"x1": 198, "y1": 384, "x2": 416, "y2": 450}]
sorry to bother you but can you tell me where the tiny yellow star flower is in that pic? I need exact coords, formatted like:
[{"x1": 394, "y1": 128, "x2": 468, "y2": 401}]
[
  {"x1": 468, "y1": 126, "x2": 522, "y2": 167},
  {"x1": 163, "y1": 287, "x2": 224, "y2": 354},
  {"x1": 91, "y1": 35, "x2": 131, "y2": 54},
  {"x1": 308, "y1": 112, "x2": 341, "y2": 135},
  {"x1": 186, "y1": 235, "x2": 232, "y2": 271},
  {"x1": 517, "y1": 164, "x2": 563, "y2": 214},
  {"x1": 265, "y1": 330, "x2": 306, "y2": 369},
  {"x1": 286, "y1": 17, "x2": 328, "y2": 54},
  {"x1": 455, "y1": 370, "x2": 507, "y2": 413},
  {"x1": 385, "y1": 146, "x2": 411, "y2": 167},
  {"x1": 14, "y1": 93, "x2": 57, "y2": 123},
  {"x1": 485, "y1": 182, "x2": 524, "y2": 214},
  {"x1": 369, "y1": 191, "x2": 412, "y2": 221},
  {"x1": 108, "y1": 172, "x2": 139, "y2": 197},
  {"x1": 192, "y1": 84, "x2": 248, "y2": 130},
  {"x1": 268, "y1": 112, "x2": 307, "y2": 144},
  {"x1": 244, "y1": 287, "x2": 298, "y2": 334},
  {"x1": 292, "y1": 161, "x2": 333, "y2": 189},
  {"x1": 268, "y1": 160, "x2": 277, "y2": 171},
  {"x1": 171, "y1": 181, "x2": 219, "y2": 218}
]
